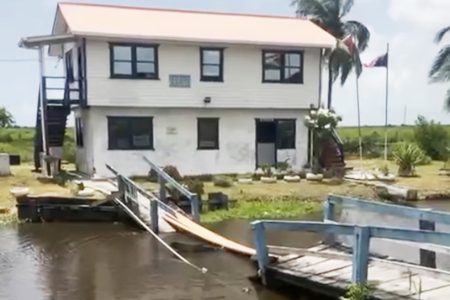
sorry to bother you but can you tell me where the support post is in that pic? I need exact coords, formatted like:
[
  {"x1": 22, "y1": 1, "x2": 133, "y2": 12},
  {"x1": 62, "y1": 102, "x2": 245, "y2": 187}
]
[
  {"x1": 419, "y1": 218, "x2": 436, "y2": 268},
  {"x1": 252, "y1": 221, "x2": 269, "y2": 285},
  {"x1": 150, "y1": 200, "x2": 159, "y2": 234},
  {"x1": 352, "y1": 226, "x2": 370, "y2": 284},
  {"x1": 323, "y1": 198, "x2": 335, "y2": 222},
  {"x1": 323, "y1": 198, "x2": 336, "y2": 244},
  {"x1": 117, "y1": 176, "x2": 126, "y2": 203},
  {"x1": 38, "y1": 45, "x2": 50, "y2": 176},
  {"x1": 159, "y1": 176, "x2": 167, "y2": 203},
  {"x1": 190, "y1": 194, "x2": 200, "y2": 223}
]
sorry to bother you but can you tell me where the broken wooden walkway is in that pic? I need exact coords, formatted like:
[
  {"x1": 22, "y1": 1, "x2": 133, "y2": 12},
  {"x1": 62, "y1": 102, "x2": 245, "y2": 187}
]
[{"x1": 252, "y1": 196, "x2": 450, "y2": 299}]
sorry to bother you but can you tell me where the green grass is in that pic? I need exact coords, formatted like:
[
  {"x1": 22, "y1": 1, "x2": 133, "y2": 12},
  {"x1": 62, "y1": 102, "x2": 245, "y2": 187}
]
[
  {"x1": 0, "y1": 127, "x2": 75, "y2": 163},
  {"x1": 337, "y1": 125, "x2": 450, "y2": 141},
  {"x1": 201, "y1": 197, "x2": 321, "y2": 223}
]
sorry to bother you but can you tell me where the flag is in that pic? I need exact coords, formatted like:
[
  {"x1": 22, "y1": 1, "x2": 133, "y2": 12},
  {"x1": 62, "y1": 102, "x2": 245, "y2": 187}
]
[{"x1": 364, "y1": 53, "x2": 388, "y2": 68}]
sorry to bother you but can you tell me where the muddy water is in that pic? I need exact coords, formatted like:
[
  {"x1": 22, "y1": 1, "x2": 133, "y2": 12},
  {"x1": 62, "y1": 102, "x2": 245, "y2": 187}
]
[
  {"x1": 0, "y1": 214, "x2": 325, "y2": 300},
  {"x1": 2, "y1": 200, "x2": 449, "y2": 300}
]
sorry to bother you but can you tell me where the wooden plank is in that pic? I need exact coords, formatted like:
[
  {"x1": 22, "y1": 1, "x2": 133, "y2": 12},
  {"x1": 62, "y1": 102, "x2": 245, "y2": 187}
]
[
  {"x1": 327, "y1": 194, "x2": 450, "y2": 225},
  {"x1": 277, "y1": 255, "x2": 328, "y2": 270},
  {"x1": 300, "y1": 258, "x2": 351, "y2": 275},
  {"x1": 419, "y1": 284, "x2": 450, "y2": 300}
]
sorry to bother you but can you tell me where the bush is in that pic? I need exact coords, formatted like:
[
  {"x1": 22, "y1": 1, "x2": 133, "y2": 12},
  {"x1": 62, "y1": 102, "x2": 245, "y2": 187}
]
[
  {"x1": 0, "y1": 133, "x2": 13, "y2": 143},
  {"x1": 213, "y1": 176, "x2": 233, "y2": 188},
  {"x1": 163, "y1": 165, "x2": 183, "y2": 182},
  {"x1": 184, "y1": 179, "x2": 204, "y2": 196},
  {"x1": 392, "y1": 142, "x2": 427, "y2": 177},
  {"x1": 414, "y1": 116, "x2": 449, "y2": 160}
]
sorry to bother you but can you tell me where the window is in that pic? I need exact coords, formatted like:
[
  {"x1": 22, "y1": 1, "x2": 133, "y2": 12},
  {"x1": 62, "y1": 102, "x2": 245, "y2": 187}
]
[
  {"x1": 277, "y1": 120, "x2": 296, "y2": 149},
  {"x1": 200, "y1": 48, "x2": 224, "y2": 82},
  {"x1": 263, "y1": 50, "x2": 303, "y2": 84},
  {"x1": 75, "y1": 118, "x2": 83, "y2": 147},
  {"x1": 108, "y1": 117, "x2": 154, "y2": 150},
  {"x1": 198, "y1": 118, "x2": 219, "y2": 149},
  {"x1": 110, "y1": 44, "x2": 158, "y2": 79}
]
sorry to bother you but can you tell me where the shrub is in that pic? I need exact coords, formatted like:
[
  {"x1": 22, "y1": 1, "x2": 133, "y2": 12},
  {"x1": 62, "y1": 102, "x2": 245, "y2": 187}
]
[
  {"x1": 414, "y1": 116, "x2": 449, "y2": 160},
  {"x1": 392, "y1": 142, "x2": 427, "y2": 177},
  {"x1": 0, "y1": 133, "x2": 13, "y2": 143},
  {"x1": 213, "y1": 176, "x2": 233, "y2": 188},
  {"x1": 184, "y1": 179, "x2": 204, "y2": 196},
  {"x1": 163, "y1": 165, "x2": 182, "y2": 182}
]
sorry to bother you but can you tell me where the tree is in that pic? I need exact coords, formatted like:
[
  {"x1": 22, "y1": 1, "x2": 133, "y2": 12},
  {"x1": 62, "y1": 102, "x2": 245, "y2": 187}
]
[
  {"x1": 0, "y1": 107, "x2": 15, "y2": 128},
  {"x1": 429, "y1": 25, "x2": 450, "y2": 111},
  {"x1": 414, "y1": 115, "x2": 449, "y2": 160},
  {"x1": 292, "y1": 0, "x2": 370, "y2": 108}
]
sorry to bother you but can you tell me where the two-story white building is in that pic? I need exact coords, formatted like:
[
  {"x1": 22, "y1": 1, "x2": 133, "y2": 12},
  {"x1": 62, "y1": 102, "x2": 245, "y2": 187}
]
[{"x1": 21, "y1": 3, "x2": 336, "y2": 177}]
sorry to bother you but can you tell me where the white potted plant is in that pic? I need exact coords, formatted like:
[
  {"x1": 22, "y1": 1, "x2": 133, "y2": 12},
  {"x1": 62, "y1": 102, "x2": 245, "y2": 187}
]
[{"x1": 260, "y1": 164, "x2": 277, "y2": 183}]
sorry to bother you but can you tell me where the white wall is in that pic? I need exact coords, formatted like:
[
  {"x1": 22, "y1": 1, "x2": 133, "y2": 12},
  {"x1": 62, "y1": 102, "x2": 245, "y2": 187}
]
[
  {"x1": 85, "y1": 39, "x2": 321, "y2": 109},
  {"x1": 74, "y1": 108, "x2": 94, "y2": 174},
  {"x1": 81, "y1": 107, "x2": 309, "y2": 177}
]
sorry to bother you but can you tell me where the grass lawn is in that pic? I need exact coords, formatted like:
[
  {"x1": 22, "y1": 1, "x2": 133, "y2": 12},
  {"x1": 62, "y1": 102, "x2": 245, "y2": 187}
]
[
  {"x1": 0, "y1": 127, "x2": 75, "y2": 163},
  {"x1": 337, "y1": 125, "x2": 450, "y2": 141},
  {"x1": 0, "y1": 164, "x2": 74, "y2": 209},
  {"x1": 346, "y1": 158, "x2": 450, "y2": 194}
]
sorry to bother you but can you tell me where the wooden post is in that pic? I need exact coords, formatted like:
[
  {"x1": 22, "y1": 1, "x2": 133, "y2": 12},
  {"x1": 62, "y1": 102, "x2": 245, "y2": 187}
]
[
  {"x1": 252, "y1": 221, "x2": 269, "y2": 285},
  {"x1": 419, "y1": 218, "x2": 436, "y2": 268},
  {"x1": 352, "y1": 226, "x2": 370, "y2": 284},
  {"x1": 323, "y1": 198, "x2": 335, "y2": 222},
  {"x1": 159, "y1": 176, "x2": 167, "y2": 203},
  {"x1": 323, "y1": 198, "x2": 336, "y2": 244},
  {"x1": 150, "y1": 200, "x2": 159, "y2": 234},
  {"x1": 118, "y1": 176, "x2": 126, "y2": 203},
  {"x1": 190, "y1": 194, "x2": 200, "y2": 223}
]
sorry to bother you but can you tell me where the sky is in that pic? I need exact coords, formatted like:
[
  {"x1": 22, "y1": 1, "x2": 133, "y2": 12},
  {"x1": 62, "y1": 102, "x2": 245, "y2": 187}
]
[{"x1": 0, "y1": 0, "x2": 449, "y2": 126}]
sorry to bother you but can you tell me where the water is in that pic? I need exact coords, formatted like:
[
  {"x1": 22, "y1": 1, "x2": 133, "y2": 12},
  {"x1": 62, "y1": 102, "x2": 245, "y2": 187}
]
[
  {"x1": 0, "y1": 217, "x2": 324, "y2": 300},
  {"x1": 2, "y1": 200, "x2": 450, "y2": 300}
]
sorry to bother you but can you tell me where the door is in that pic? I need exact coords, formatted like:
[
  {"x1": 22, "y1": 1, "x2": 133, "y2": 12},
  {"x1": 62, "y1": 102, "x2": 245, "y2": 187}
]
[{"x1": 256, "y1": 119, "x2": 277, "y2": 168}]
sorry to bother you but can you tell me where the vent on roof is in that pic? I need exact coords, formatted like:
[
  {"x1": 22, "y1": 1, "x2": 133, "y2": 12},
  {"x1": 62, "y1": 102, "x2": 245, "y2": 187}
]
[{"x1": 169, "y1": 75, "x2": 191, "y2": 88}]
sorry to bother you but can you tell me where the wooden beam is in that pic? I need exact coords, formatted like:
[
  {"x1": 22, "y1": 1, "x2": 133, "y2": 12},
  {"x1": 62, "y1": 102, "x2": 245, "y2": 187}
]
[
  {"x1": 328, "y1": 194, "x2": 450, "y2": 225},
  {"x1": 252, "y1": 221, "x2": 269, "y2": 284},
  {"x1": 352, "y1": 226, "x2": 370, "y2": 283}
]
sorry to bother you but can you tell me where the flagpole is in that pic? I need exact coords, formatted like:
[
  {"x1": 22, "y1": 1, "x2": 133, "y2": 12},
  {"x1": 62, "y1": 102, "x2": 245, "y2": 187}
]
[
  {"x1": 356, "y1": 71, "x2": 364, "y2": 175},
  {"x1": 384, "y1": 43, "x2": 390, "y2": 162}
]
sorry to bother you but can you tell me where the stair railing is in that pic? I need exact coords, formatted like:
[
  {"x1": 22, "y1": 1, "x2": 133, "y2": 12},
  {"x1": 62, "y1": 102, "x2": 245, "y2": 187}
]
[{"x1": 331, "y1": 128, "x2": 345, "y2": 162}]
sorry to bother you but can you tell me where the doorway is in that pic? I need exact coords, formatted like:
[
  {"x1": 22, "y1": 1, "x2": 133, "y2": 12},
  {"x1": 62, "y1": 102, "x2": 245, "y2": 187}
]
[{"x1": 256, "y1": 119, "x2": 277, "y2": 168}]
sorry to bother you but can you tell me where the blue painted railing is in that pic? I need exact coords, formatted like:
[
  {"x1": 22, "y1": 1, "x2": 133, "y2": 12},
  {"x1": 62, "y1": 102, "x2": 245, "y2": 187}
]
[
  {"x1": 324, "y1": 194, "x2": 450, "y2": 225},
  {"x1": 251, "y1": 220, "x2": 450, "y2": 284},
  {"x1": 142, "y1": 156, "x2": 200, "y2": 222}
]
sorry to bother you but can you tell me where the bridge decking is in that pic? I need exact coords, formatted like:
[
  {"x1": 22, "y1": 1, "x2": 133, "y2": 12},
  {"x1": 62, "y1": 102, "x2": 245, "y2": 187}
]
[{"x1": 267, "y1": 245, "x2": 450, "y2": 299}]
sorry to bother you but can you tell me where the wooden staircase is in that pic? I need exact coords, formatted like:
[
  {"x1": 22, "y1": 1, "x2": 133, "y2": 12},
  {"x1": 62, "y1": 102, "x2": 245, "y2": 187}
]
[
  {"x1": 320, "y1": 129, "x2": 346, "y2": 177},
  {"x1": 34, "y1": 76, "x2": 81, "y2": 171}
]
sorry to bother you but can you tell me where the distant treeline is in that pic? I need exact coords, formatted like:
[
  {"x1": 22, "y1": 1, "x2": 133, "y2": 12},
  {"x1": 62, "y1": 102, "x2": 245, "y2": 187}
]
[{"x1": 337, "y1": 119, "x2": 450, "y2": 160}]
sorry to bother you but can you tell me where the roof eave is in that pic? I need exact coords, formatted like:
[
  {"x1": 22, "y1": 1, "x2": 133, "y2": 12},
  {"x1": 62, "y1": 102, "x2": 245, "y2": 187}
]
[{"x1": 72, "y1": 31, "x2": 335, "y2": 49}]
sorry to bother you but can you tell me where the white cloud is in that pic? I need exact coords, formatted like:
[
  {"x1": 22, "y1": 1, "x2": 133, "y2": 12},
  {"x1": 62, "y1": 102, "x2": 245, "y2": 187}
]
[{"x1": 388, "y1": 0, "x2": 450, "y2": 31}]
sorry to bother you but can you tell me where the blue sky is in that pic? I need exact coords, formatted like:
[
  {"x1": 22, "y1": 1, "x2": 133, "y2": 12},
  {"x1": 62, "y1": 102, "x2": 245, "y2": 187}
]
[{"x1": 1, "y1": 0, "x2": 449, "y2": 126}]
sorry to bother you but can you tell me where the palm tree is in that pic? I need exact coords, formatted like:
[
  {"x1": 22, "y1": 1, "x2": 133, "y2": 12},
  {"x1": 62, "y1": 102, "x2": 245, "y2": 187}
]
[
  {"x1": 292, "y1": 0, "x2": 370, "y2": 108},
  {"x1": 429, "y1": 26, "x2": 450, "y2": 111}
]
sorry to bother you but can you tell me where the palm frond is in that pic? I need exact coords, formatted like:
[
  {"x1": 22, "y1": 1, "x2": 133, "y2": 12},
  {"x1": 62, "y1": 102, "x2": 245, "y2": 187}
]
[
  {"x1": 292, "y1": 0, "x2": 330, "y2": 20},
  {"x1": 435, "y1": 26, "x2": 450, "y2": 43},
  {"x1": 292, "y1": 0, "x2": 341, "y2": 35},
  {"x1": 429, "y1": 45, "x2": 450, "y2": 82},
  {"x1": 339, "y1": 0, "x2": 354, "y2": 17},
  {"x1": 344, "y1": 20, "x2": 371, "y2": 51}
]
